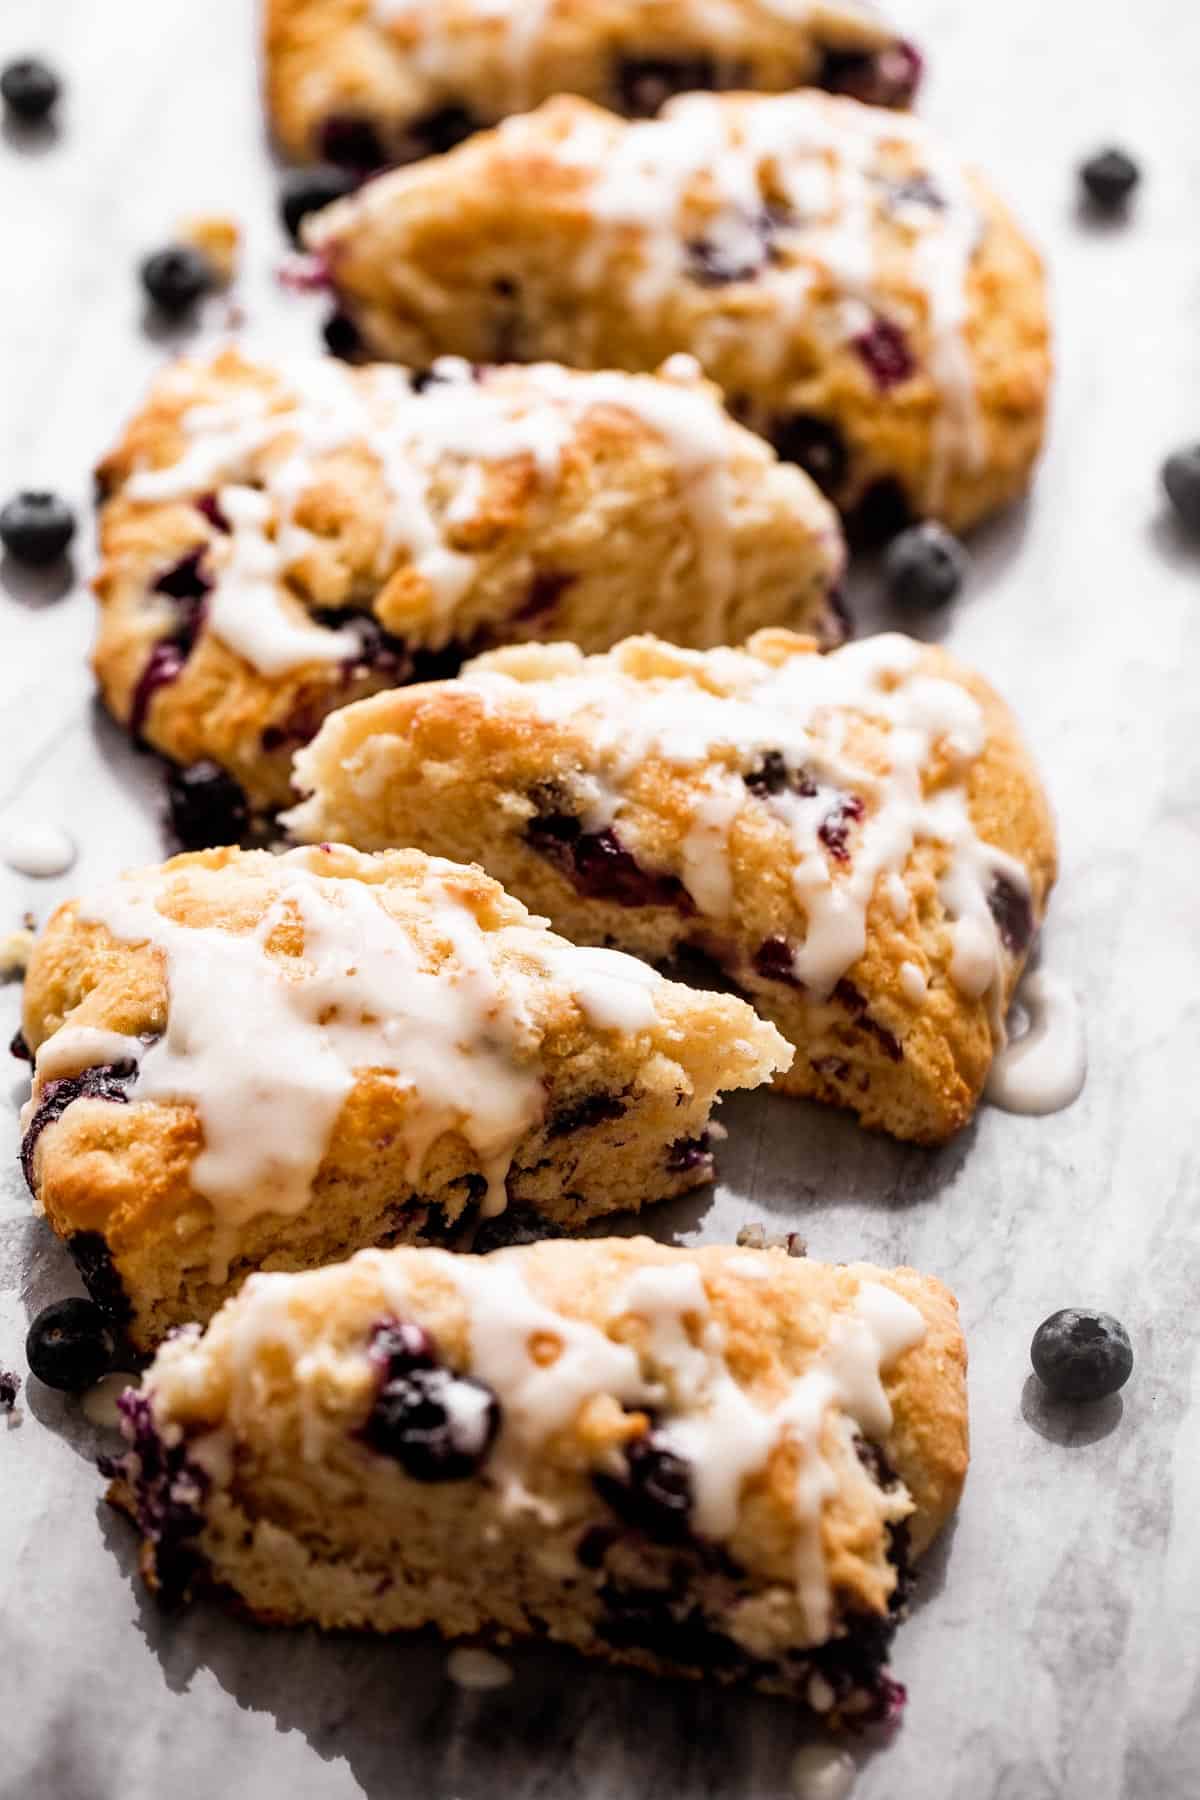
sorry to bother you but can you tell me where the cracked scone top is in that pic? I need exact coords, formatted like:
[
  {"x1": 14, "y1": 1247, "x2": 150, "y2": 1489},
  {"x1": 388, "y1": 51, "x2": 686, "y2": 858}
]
[
  {"x1": 19, "y1": 844, "x2": 788, "y2": 1349},
  {"x1": 307, "y1": 90, "x2": 1051, "y2": 535},
  {"x1": 266, "y1": 0, "x2": 921, "y2": 166},
  {"x1": 287, "y1": 630, "x2": 1058, "y2": 1142},
  {"x1": 92, "y1": 345, "x2": 845, "y2": 814},
  {"x1": 105, "y1": 1236, "x2": 967, "y2": 1721}
]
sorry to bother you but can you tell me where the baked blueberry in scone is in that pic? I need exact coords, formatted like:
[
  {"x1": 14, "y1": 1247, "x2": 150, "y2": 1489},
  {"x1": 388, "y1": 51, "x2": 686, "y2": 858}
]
[
  {"x1": 306, "y1": 91, "x2": 1051, "y2": 536},
  {"x1": 286, "y1": 630, "x2": 1057, "y2": 1143},
  {"x1": 92, "y1": 346, "x2": 846, "y2": 818},
  {"x1": 18, "y1": 844, "x2": 788, "y2": 1350},
  {"x1": 103, "y1": 1236, "x2": 967, "y2": 1724},
  {"x1": 265, "y1": 0, "x2": 922, "y2": 168}
]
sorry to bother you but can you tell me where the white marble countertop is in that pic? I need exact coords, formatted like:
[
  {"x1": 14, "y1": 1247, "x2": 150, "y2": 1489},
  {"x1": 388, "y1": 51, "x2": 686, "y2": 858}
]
[{"x1": 1, "y1": 2, "x2": 1198, "y2": 1795}]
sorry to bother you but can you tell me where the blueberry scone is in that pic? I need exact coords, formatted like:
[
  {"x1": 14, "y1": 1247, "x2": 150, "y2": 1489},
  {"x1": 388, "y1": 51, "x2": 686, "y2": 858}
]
[
  {"x1": 104, "y1": 1235, "x2": 967, "y2": 1721},
  {"x1": 18, "y1": 844, "x2": 787, "y2": 1350},
  {"x1": 266, "y1": 0, "x2": 921, "y2": 170},
  {"x1": 307, "y1": 92, "x2": 1051, "y2": 537},
  {"x1": 286, "y1": 631, "x2": 1058, "y2": 1143},
  {"x1": 93, "y1": 345, "x2": 845, "y2": 817}
]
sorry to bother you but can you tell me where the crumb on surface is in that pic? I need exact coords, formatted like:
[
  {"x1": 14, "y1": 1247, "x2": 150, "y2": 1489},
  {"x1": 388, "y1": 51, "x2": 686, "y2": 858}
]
[
  {"x1": 0, "y1": 1370, "x2": 20, "y2": 1412},
  {"x1": 736, "y1": 1222, "x2": 807, "y2": 1257},
  {"x1": 0, "y1": 928, "x2": 34, "y2": 981},
  {"x1": 179, "y1": 213, "x2": 240, "y2": 285}
]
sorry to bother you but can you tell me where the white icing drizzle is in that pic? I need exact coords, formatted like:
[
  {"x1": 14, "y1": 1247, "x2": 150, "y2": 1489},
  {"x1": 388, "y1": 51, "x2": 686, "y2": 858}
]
[
  {"x1": 790, "y1": 1743, "x2": 857, "y2": 1800},
  {"x1": 464, "y1": 633, "x2": 1031, "y2": 1005},
  {"x1": 445, "y1": 1646, "x2": 514, "y2": 1691},
  {"x1": 1, "y1": 821, "x2": 76, "y2": 878},
  {"x1": 125, "y1": 353, "x2": 749, "y2": 670},
  {"x1": 984, "y1": 968, "x2": 1086, "y2": 1116},
  {"x1": 552, "y1": 90, "x2": 986, "y2": 498},
  {"x1": 535, "y1": 942, "x2": 663, "y2": 1033},
  {"x1": 42, "y1": 850, "x2": 672, "y2": 1276},
  {"x1": 898, "y1": 958, "x2": 926, "y2": 1003}
]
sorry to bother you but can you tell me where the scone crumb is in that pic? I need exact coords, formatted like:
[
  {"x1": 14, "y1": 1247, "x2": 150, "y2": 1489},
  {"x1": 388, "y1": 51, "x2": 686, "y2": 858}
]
[
  {"x1": 0, "y1": 927, "x2": 34, "y2": 980},
  {"x1": 737, "y1": 1222, "x2": 807, "y2": 1257},
  {"x1": 179, "y1": 213, "x2": 240, "y2": 285}
]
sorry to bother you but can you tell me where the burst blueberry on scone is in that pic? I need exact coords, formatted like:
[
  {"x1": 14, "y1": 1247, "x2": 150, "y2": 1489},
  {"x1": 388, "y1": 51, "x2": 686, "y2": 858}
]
[
  {"x1": 92, "y1": 345, "x2": 846, "y2": 818},
  {"x1": 104, "y1": 1236, "x2": 967, "y2": 1721},
  {"x1": 286, "y1": 631, "x2": 1058, "y2": 1143},
  {"x1": 18, "y1": 844, "x2": 788, "y2": 1350},
  {"x1": 306, "y1": 91, "x2": 1051, "y2": 537},
  {"x1": 265, "y1": 0, "x2": 922, "y2": 169}
]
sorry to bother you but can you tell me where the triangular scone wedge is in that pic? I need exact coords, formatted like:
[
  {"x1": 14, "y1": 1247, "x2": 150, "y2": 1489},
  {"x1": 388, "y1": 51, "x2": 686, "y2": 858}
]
[
  {"x1": 93, "y1": 344, "x2": 845, "y2": 816},
  {"x1": 104, "y1": 1236, "x2": 967, "y2": 1724},
  {"x1": 18, "y1": 845, "x2": 788, "y2": 1350},
  {"x1": 305, "y1": 90, "x2": 1050, "y2": 535},
  {"x1": 286, "y1": 631, "x2": 1057, "y2": 1143},
  {"x1": 266, "y1": 0, "x2": 920, "y2": 166}
]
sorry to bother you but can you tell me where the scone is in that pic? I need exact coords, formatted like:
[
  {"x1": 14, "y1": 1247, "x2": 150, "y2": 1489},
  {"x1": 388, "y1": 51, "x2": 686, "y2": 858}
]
[
  {"x1": 307, "y1": 91, "x2": 1051, "y2": 536},
  {"x1": 285, "y1": 631, "x2": 1058, "y2": 1143},
  {"x1": 93, "y1": 345, "x2": 846, "y2": 816},
  {"x1": 104, "y1": 1236, "x2": 968, "y2": 1723},
  {"x1": 18, "y1": 844, "x2": 788, "y2": 1350},
  {"x1": 266, "y1": 0, "x2": 921, "y2": 168}
]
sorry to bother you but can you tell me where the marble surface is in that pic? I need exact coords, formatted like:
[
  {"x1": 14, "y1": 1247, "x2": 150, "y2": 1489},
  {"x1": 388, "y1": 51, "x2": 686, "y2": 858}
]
[{"x1": 1, "y1": 2, "x2": 1198, "y2": 1795}]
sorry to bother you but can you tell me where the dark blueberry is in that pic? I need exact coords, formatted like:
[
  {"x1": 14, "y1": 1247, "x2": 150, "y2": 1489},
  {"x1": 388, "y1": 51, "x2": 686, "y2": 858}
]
[
  {"x1": 368, "y1": 1317, "x2": 437, "y2": 1375},
  {"x1": 471, "y1": 1205, "x2": 569, "y2": 1254},
  {"x1": 0, "y1": 1369, "x2": 18, "y2": 1411},
  {"x1": 140, "y1": 245, "x2": 216, "y2": 317},
  {"x1": 818, "y1": 40, "x2": 923, "y2": 108},
  {"x1": 318, "y1": 112, "x2": 386, "y2": 171},
  {"x1": 401, "y1": 104, "x2": 478, "y2": 160},
  {"x1": 853, "y1": 318, "x2": 915, "y2": 390},
  {"x1": 26, "y1": 1297, "x2": 116, "y2": 1392},
  {"x1": 131, "y1": 640, "x2": 191, "y2": 741},
  {"x1": 323, "y1": 308, "x2": 364, "y2": 362},
  {"x1": 526, "y1": 810, "x2": 693, "y2": 912},
  {"x1": 614, "y1": 55, "x2": 719, "y2": 117},
  {"x1": 753, "y1": 935, "x2": 800, "y2": 986},
  {"x1": 153, "y1": 548, "x2": 211, "y2": 601},
  {"x1": 104, "y1": 1390, "x2": 209, "y2": 1606},
  {"x1": 280, "y1": 165, "x2": 359, "y2": 245},
  {"x1": 0, "y1": 56, "x2": 61, "y2": 123},
  {"x1": 363, "y1": 1364, "x2": 500, "y2": 1480},
  {"x1": 546, "y1": 1092, "x2": 628, "y2": 1140},
  {"x1": 818, "y1": 792, "x2": 865, "y2": 861},
  {"x1": 1031, "y1": 1309, "x2": 1133, "y2": 1403},
  {"x1": 666, "y1": 1133, "x2": 713, "y2": 1175},
  {"x1": 132, "y1": 561, "x2": 210, "y2": 738},
  {"x1": 68, "y1": 1230, "x2": 132, "y2": 1324},
  {"x1": 513, "y1": 569, "x2": 576, "y2": 626},
  {"x1": 597, "y1": 1583, "x2": 747, "y2": 1670},
  {"x1": 884, "y1": 521, "x2": 968, "y2": 610},
  {"x1": 576, "y1": 1522, "x2": 619, "y2": 1569},
  {"x1": 20, "y1": 1062, "x2": 136, "y2": 1193},
  {"x1": 10, "y1": 1029, "x2": 32, "y2": 1063},
  {"x1": 594, "y1": 1431, "x2": 694, "y2": 1542},
  {"x1": 845, "y1": 477, "x2": 912, "y2": 549},
  {"x1": 987, "y1": 873, "x2": 1034, "y2": 953},
  {"x1": 0, "y1": 490, "x2": 76, "y2": 566},
  {"x1": 833, "y1": 977, "x2": 903, "y2": 1062},
  {"x1": 1162, "y1": 444, "x2": 1200, "y2": 533},
  {"x1": 1079, "y1": 147, "x2": 1140, "y2": 212},
  {"x1": 767, "y1": 414, "x2": 848, "y2": 497},
  {"x1": 165, "y1": 760, "x2": 249, "y2": 851},
  {"x1": 195, "y1": 491, "x2": 231, "y2": 532},
  {"x1": 744, "y1": 751, "x2": 791, "y2": 797},
  {"x1": 685, "y1": 209, "x2": 778, "y2": 286}
]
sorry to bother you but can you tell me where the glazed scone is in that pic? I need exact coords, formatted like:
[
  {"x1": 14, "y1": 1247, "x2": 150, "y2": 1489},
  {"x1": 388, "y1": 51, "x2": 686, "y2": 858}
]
[
  {"x1": 93, "y1": 344, "x2": 846, "y2": 816},
  {"x1": 18, "y1": 844, "x2": 788, "y2": 1350},
  {"x1": 286, "y1": 631, "x2": 1058, "y2": 1143},
  {"x1": 104, "y1": 1236, "x2": 967, "y2": 1722},
  {"x1": 307, "y1": 91, "x2": 1051, "y2": 536},
  {"x1": 266, "y1": 0, "x2": 921, "y2": 168}
]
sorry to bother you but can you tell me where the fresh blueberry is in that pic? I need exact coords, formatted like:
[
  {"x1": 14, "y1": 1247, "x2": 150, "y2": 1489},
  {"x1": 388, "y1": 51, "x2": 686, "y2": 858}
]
[
  {"x1": 0, "y1": 490, "x2": 76, "y2": 565},
  {"x1": 767, "y1": 413, "x2": 848, "y2": 497},
  {"x1": 323, "y1": 309, "x2": 364, "y2": 362},
  {"x1": 140, "y1": 245, "x2": 216, "y2": 317},
  {"x1": 0, "y1": 1369, "x2": 18, "y2": 1410},
  {"x1": 884, "y1": 522, "x2": 968, "y2": 609},
  {"x1": 1079, "y1": 148, "x2": 1140, "y2": 212},
  {"x1": 10, "y1": 1029, "x2": 32, "y2": 1063},
  {"x1": 26, "y1": 1297, "x2": 116, "y2": 1392},
  {"x1": 280, "y1": 165, "x2": 358, "y2": 245},
  {"x1": 1031, "y1": 1309, "x2": 1133, "y2": 1402},
  {"x1": 166, "y1": 760, "x2": 249, "y2": 850},
  {"x1": 1, "y1": 56, "x2": 60, "y2": 122},
  {"x1": 846, "y1": 477, "x2": 912, "y2": 549},
  {"x1": 1162, "y1": 444, "x2": 1200, "y2": 533},
  {"x1": 594, "y1": 1431, "x2": 694, "y2": 1542},
  {"x1": 318, "y1": 113, "x2": 386, "y2": 171},
  {"x1": 364, "y1": 1364, "x2": 500, "y2": 1479}
]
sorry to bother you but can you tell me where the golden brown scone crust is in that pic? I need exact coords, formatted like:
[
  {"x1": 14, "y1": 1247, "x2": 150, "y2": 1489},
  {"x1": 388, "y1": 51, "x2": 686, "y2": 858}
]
[
  {"x1": 20, "y1": 845, "x2": 787, "y2": 1349},
  {"x1": 308, "y1": 91, "x2": 1051, "y2": 534},
  {"x1": 93, "y1": 345, "x2": 845, "y2": 812},
  {"x1": 265, "y1": 0, "x2": 919, "y2": 163},
  {"x1": 108, "y1": 1237, "x2": 967, "y2": 1713},
  {"x1": 287, "y1": 630, "x2": 1058, "y2": 1142}
]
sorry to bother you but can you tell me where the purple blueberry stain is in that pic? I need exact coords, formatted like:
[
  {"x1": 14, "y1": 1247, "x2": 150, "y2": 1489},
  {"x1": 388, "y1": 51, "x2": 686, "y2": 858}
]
[
  {"x1": 20, "y1": 1062, "x2": 138, "y2": 1194},
  {"x1": 817, "y1": 792, "x2": 865, "y2": 861},
  {"x1": 833, "y1": 978, "x2": 903, "y2": 1062},
  {"x1": 666, "y1": 1133, "x2": 714, "y2": 1176},
  {"x1": 102, "y1": 1389, "x2": 210, "y2": 1607},
  {"x1": 195, "y1": 492, "x2": 230, "y2": 533},
  {"x1": 68, "y1": 1229, "x2": 133, "y2": 1325},
  {"x1": 818, "y1": 39, "x2": 923, "y2": 108},
  {"x1": 526, "y1": 806, "x2": 694, "y2": 913},
  {"x1": 546, "y1": 1091, "x2": 629, "y2": 1140},
  {"x1": 753, "y1": 935, "x2": 801, "y2": 986},
  {"x1": 767, "y1": 413, "x2": 849, "y2": 498},
  {"x1": 852, "y1": 318, "x2": 916, "y2": 390},
  {"x1": 988, "y1": 874, "x2": 1034, "y2": 953},
  {"x1": 131, "y1": 551, "x2": 213, "y2": 741},
  {"x1": 614, "y1": 54, "x2": 721, "y2": 117}
]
